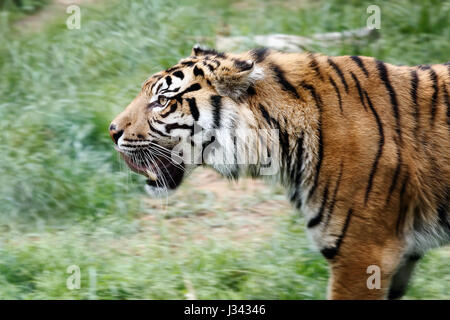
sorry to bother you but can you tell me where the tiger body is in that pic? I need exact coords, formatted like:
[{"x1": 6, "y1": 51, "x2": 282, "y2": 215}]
[{"x1": 110, "y1": 46, "x2": 450, "y2": 299}]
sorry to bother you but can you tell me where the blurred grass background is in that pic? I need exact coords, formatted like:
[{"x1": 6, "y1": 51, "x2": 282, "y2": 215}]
[{"x1": 0, "y1": 0, "x2": 449, "y2": 299}]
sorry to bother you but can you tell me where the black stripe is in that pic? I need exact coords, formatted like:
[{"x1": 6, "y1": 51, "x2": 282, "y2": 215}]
[
  {"x1": 246, "y1": 85, "x2": 256, "y2": 96},
  {"x1": 386, "y1": 140, "x2": 402, "y2": 205},
  {"x1": 181, "y1": 60, "x2": 195, "y2": 67},
  {"x1": 160, "y1": 102, "x2": 178, "y2": 118},
  {"x1": 233, "y1": 59, "x2": 253, "y2": 71},
  {"x1": 156, "y1": 82, "x2": 163, "y2": 94},
  {"x1": 165, "y1": 66, "x2": 180, "y2": 73},
  {"x1": 172, "y1": 70, "x2": 184, "y2": 80},
  {"x1": 310, "y1": 126, "x2": 323, "y2": 200},
  {"x1": 328, "y1": 58, "x2": 348, "y2": 93},
  {"x1": 258, "y1": 104, "x2": 291, "y2": 177},
  {"x1": 153, "y1": 119, "x2": 166, "y2": 125},
  {"x1": 259, "y1": 104, "x2": 272, "y2": 124},
  {"x1": 418, "y1": 64, "x2": 431, "y2": 70},
  {"x1": 288, "y1": 136, "x2": 304, "y2": 208},
  {"x1": 269, "y1": 63, "x2": 300, "y2": 99},
  {"x1": 211, "y1": 95, "x2": 222, "y2": 129},
  {"x1": 350, "y1": 56, "x2": 369, "y2": 77},
  {"x1": 301, "y1": 83, "x2": 323, "y2": 199},
  {"x1": 277, "y1": 119, "x2": 291, "y2": 176},
  {"x1": 193, "y1": 47, "x2": 226, "y2": 58},
  {"x1": 160, "y1": 87, "x2": 181, "y2": 94},
  {"x1": 429, "y1": 68, "x2": 439, "y2": 125},
  {"x1": 148, "y1": 133, "x2": 161, "y2": 140},
  {"x1": 258, "y1": 103, "x2": 276, "y2": 127},
  {"x1": 211, "y1": 59, "x2": 221, "y2": 68},
  {"x1": 165, "y1": 76, "x2": 172, "y2": 87},
  {"x1": 329, "y1": 76, "x2": 343, "y2": 113},
  {"x1": 350, "y1": 72, "x2": 367, "y2": 111},
  {"x1": 250, "y1": 47, "x2": 269, "y2": 63},
  {"x1": 123, "y1": 138, "x2": 148, "y2": 142},
  {"x1": 307, "y1": 180, "x2": 330, "y2": 228},
  {"x1": 321, "y1": 208, "x2": 353, "y2": 260},
  {"x1": 376, "y1": 60, "x2": 402, "y2": 144},
  {"x1": 266, "y1": 115, "x2": 290, "y2": 179},
  {"x1": 150, "y1": 75, "x2": 163, "y2": 91},
  {"x1": 363, "y1": 90, "x2": 385, "y2": 205},
  {"x1": 443, "y1": 83, "x2": 450, "y2": 129},
  {"x1": 193, "y1": 65, "x2": 204, "y2": 77},
  {"x1": 410, "y1": 70, "x2": 420, "y2": 141},
  {"x1": 308, "y1": 53, "x2": 323, "y2": 81},
  {"x1": 148, "y1": 120, "x2": 170, "y2": 138},
  {"x1": 173, "y1": 83, "x2": 201, "y2": 100},
  {"x1": 120, "y1": 144, "x2": 144, "y2": 148},
  {"x1": 300, "y1": 82, "x2": 323, "y2": 107},
  {"x1": 293, "y1": 135, "x2": 304, "y2": 187},
  {"x1": 396, "y1": 174, "x2": 409, "y2": 235},
  {"x1": 323, "y1": 161, "x2": 343, "y2": 229},
  {"x1": 165, "y1": 123, "x2": 194, "y2": 135},
  {"x1": 437, "y1": 196, "x2": 450, "y2": 231},
  {"x1": 186, "y1": 97, "x2": 200, "y2": 121},
  {"x1": 310, "y1": 128, "x2": 324, "y2": 195}
]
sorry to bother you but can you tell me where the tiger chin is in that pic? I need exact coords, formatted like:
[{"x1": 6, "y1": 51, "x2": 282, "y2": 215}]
[{"x1": 110, "y1": 45, "x2": 450, "y2": 300}]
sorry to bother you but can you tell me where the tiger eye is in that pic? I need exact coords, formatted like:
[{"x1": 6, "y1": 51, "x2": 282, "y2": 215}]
[{"x1": 158, "y1": 95, "x2": 168, "y2": 105}]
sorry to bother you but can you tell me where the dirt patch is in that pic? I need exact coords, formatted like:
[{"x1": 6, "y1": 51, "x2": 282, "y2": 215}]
[{"x1": 141, "y1": 168, "x2": 293, "y2": 247}]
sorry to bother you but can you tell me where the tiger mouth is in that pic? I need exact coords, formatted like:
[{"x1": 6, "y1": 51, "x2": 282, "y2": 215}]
[{"x1": 115, "y1": 146, "x2": 184, "y2": 189}]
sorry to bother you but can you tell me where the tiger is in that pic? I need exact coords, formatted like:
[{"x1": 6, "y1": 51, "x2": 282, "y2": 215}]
[{"x1": 109, "y1": 45, "x2": 450, "y2": 299}]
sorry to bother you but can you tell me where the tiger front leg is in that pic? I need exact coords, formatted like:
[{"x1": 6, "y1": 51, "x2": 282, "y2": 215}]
[{"x1": 325, "y1": 240, "x2": 405, "y2": 300}]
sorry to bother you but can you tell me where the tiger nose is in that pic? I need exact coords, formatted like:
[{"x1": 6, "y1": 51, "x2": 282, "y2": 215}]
[{"x1": 109, "y1": 123, "x2": 123, "y2": 145}]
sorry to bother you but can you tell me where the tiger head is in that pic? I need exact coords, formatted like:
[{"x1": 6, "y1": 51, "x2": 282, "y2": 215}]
[{"x1": 109, "y1": 46, "x2": 271, "y2": 196}]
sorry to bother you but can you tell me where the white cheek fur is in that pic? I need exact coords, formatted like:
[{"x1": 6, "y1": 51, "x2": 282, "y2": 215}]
[{"x1": 152, "y1": 105, "x2": 165, "y2": 113}]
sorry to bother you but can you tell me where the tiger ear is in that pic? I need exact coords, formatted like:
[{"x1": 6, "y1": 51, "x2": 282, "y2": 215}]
[
  {"x1": 190, "y1": 45, "x2": 264, "y2": 100},
  {"x1": 191, "y1": 44, "x2": 204, "y2": 56},
  {"x1": 191, "y1": 44, "x2": 225, "y2": 58},
  {"x1": 212, "y1": 59, "x2": 263, "y2": 100}
]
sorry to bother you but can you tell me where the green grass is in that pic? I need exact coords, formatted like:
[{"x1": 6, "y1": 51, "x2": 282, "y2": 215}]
[
  {"x1": 0, "y1": 0, "x2": 448, "y2": 299},
  {"x1": 0, "y1": 214, "x2": 329, "y2": 299}
]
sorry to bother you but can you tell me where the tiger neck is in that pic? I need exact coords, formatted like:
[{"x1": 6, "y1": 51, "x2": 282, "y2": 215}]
[
  {"x1": 270, "y1": 104, "x2": 320, "y2": 210},
  {"x1": 247, "y1": 59, "x2": 322, "y2": 209}
]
